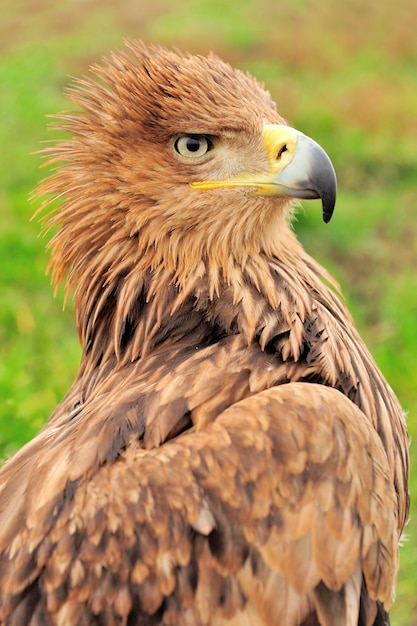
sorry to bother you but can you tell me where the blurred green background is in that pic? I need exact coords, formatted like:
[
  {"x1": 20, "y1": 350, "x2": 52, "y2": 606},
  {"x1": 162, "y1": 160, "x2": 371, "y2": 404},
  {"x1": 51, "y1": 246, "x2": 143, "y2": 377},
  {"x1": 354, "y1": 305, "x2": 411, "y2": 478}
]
[{"x1": 1, "y1": 0, "x2": 416, "y2": 622}]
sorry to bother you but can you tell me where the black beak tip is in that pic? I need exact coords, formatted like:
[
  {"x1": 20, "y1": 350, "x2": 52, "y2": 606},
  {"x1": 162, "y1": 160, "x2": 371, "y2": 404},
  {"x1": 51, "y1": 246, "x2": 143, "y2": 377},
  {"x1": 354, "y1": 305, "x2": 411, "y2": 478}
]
[
  {"x1": 306, "y1": 138, "x2": 337, "y2": 224},
  {"x1": 322, "y1": 191, "x2": 336, "y2": 223},
  {"x1": 319, "y1": 164, "x2": 337, "y2": 223}
]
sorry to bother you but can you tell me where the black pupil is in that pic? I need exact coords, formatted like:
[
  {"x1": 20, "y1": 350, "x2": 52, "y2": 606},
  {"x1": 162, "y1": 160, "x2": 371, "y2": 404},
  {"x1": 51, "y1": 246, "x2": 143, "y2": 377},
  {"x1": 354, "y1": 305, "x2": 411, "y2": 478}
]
[{"x1": 186, "y1": 137, "x2": 202, "y2": 152}]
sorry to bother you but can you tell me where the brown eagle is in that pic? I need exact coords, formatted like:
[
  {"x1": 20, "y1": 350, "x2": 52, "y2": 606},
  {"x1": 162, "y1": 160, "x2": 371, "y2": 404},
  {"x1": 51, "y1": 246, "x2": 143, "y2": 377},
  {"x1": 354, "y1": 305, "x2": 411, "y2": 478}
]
[{"x1": 0, "y1": 42, "x2": 409, "y2": 626}]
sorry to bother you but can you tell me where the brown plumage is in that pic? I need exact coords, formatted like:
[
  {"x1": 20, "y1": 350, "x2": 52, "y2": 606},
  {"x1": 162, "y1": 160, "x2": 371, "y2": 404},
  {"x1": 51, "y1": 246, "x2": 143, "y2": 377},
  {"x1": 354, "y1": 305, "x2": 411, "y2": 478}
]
[{"x1": 0, "y1": 42, "x2": 409, "y2": 626}]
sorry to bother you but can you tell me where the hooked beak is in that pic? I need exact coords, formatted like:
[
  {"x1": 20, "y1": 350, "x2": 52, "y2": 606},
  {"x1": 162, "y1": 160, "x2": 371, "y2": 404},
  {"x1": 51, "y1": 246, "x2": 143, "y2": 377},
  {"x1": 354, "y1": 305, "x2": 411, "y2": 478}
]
[{"x1": 190, "y1": 124, "x2": 337, "y2": 223}]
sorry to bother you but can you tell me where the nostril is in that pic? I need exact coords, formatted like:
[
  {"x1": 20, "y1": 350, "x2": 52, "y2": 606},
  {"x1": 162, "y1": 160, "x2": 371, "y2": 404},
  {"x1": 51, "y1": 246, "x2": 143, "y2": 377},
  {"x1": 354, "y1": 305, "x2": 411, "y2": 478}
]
[{"x1": 277, "y1": 144, "x2": 288, "y2": 159}]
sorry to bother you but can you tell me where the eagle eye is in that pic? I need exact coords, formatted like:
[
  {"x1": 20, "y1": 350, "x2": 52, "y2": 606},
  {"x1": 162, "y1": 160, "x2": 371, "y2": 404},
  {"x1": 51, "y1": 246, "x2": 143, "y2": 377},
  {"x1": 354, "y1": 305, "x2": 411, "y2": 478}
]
[{"x1": 174, "y1": 134, "x2": 213, "y2": 159}]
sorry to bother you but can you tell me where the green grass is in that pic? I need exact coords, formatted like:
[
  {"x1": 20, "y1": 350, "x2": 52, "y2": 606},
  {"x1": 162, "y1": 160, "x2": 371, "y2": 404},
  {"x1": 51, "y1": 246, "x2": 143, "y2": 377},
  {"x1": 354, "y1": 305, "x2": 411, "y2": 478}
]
[{"x1": 1, "y1": 0, "x2": 416, "y2": 623}]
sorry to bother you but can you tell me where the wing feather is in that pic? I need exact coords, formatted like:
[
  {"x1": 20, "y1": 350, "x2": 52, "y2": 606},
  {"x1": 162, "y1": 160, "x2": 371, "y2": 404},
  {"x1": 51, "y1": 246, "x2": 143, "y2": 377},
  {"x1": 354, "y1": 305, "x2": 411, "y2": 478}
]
[{"x1": 0, "y1": 383, "x2": 397, "y2": 625}]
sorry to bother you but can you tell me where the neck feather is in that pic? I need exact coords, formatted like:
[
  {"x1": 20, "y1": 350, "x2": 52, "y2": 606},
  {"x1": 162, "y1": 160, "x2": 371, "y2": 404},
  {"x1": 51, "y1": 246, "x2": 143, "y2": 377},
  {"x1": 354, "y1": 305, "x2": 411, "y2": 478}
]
[{"x1": 68, "y1": 231, "x2": 341, "y2": 379}]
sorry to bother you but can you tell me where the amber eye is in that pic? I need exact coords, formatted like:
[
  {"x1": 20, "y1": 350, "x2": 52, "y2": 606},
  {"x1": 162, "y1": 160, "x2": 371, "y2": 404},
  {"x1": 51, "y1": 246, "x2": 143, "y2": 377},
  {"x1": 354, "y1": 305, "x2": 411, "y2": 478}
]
[{"x1": 174, "y1": 135, "x2": 213, "y2": 158}]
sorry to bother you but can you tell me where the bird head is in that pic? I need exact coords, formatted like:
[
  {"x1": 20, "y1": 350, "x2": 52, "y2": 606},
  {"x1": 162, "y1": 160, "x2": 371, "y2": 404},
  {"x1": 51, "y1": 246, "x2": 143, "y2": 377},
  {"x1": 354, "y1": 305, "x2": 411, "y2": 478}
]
[{"x1": 37, "y1": 41, "x2": 336, "y2": 293}]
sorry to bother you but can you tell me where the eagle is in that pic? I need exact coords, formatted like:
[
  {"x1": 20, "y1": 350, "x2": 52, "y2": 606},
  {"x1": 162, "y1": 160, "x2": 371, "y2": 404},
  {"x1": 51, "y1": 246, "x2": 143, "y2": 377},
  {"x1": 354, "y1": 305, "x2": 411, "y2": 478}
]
[{"x1": 0, "y1": 42, "x2": 409, "y2": 626}]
